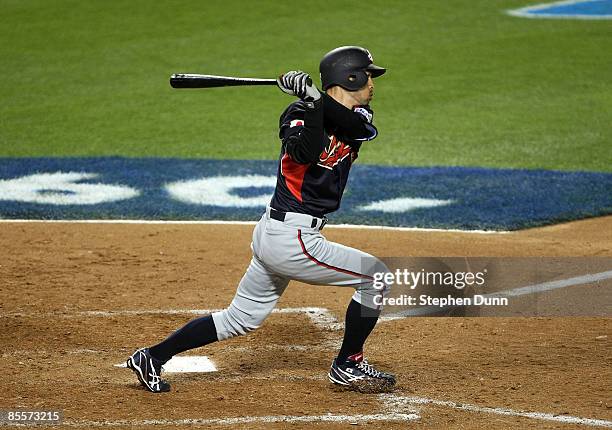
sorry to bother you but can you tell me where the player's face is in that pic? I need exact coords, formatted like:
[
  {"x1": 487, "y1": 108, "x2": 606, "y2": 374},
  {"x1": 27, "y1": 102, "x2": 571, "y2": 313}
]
[
  {"x1": 354, "y1": 72, "x2": 374, "y2": 106},
  {"x1": 326, "y1": 71, "x2": 375, "y2": 109}
]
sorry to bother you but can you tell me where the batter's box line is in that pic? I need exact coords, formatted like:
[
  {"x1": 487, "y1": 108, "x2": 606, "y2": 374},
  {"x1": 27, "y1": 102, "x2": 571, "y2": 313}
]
[
  {"x1": 62, "y1": 393, "x2": 420, "y2": 427},
  {"x1": 390, "y1": 395, "x2": 612, "y2": 428},
  {"x1": 53, "y1": 393, "x2": 612, "y2": 428},
  {"x1": 0, "y1": 307, "x2": 344, "y2": 331},
  {"x1": 60, "y1": 413, "x2": 420, "y2": 427},
  {"x1": 0, "y1": 307, "x2": 343, "y2": 350}
]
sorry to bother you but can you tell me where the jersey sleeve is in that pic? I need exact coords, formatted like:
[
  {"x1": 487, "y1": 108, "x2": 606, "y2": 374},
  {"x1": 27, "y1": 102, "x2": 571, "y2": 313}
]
[
  {"x1": 278, "y1": 99, "x2": 325, "y2": 164},
  {"x1": 321, "y1": 94, "x2": 378, "y2": 143},
  {"x1": 278, "y1": 102, "x2": 307, "y2": 140}
]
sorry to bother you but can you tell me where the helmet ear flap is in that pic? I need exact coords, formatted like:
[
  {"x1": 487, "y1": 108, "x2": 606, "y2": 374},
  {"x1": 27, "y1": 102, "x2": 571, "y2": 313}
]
[{"x1": 344, "y1": 70, "x2": 368, "y2": 91}]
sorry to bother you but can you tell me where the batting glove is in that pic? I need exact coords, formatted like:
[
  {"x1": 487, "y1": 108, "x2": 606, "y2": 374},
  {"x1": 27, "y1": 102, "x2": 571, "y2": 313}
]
[
  {"x1": 277, "y1": 70, "x2": 321, "y2": 102},
  {"x1": 353, "y1": 105, "x2": 374, "y2": 124},
  {"x1": 277, "y1": 70, "x2": 299, "y2": 96}
]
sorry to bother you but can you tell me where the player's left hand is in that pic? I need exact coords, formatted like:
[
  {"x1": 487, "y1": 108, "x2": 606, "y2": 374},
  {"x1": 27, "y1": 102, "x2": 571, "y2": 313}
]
[
  {"x1": 353, "y1": 105, "x2": 374, "y2": 124},
  {"x1": 352, "y1": 105, "x2": 378, "y2": 141}
]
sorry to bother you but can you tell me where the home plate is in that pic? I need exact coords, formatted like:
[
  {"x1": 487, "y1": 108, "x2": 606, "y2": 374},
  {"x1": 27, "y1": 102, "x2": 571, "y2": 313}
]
[{"x1": 115, "y1": 356, "x2": 217, "y2": 373}]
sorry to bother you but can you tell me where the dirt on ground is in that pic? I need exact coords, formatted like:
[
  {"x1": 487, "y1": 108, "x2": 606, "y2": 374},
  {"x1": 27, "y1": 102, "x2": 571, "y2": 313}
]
[{"x1": 0, "y1": 216, "x2": 611, "y2": 429}]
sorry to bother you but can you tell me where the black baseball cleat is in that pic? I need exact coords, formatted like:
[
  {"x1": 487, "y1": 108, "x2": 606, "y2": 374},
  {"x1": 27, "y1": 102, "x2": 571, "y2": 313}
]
[
  {"x1": 328, "y1": 352, "x2": 396, "y2": 393},
  {"x1": 126, "y1": 348, "x2": 171, "y2": 393}
]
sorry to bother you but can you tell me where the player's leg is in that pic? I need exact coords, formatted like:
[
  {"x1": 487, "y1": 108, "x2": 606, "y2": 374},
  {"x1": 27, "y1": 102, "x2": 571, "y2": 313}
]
[
  {"x1": 287, "y1": 229, "x2": 395, "y2": 391},
  {"x1": 148, "y1": 253, "x2": 288, "y2": 352},
  {"x1": 128, "y1": 254, "x2": 288, "y2": 392},
  {"x1": 297, "y1": 235, "x2": 390, "y2": 351},
  {"x1": 127, "y1": 218, "x2": 289, "y2": 392},
  {"x1": 258, "y1": 223, "x2": 390, "y2": 357},
  {"x1": 211, "y1": 254, "x2": 289, "y2": 340}
]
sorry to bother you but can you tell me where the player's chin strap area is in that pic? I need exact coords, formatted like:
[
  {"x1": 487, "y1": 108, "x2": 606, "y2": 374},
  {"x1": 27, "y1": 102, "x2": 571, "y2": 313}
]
[{"x1": 268, "y1": 206, "x2": 328, "y2": 230}]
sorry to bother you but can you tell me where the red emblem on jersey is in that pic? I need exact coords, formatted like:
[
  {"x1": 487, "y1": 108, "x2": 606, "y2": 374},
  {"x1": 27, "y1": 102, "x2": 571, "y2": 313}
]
[{"x1": 317, "y1": 136, "x2": 353, "y2": 170}]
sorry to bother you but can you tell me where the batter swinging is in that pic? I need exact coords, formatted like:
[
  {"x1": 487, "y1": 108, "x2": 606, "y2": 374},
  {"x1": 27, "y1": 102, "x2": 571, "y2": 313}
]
[{"x1": 127, "y1": 46, "x2": 395, "y2": 393}]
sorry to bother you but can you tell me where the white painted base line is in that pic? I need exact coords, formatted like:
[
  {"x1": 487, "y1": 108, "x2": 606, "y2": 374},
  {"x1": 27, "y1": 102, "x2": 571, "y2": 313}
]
[
  {"x1": 1, "y1": 307, "x2": 345, "y2": 332},
  {"x1": 84, "y1": 306, "x2": 344, "y2": 331},
  {"x1": 400, "y1": 395, "x2": 612, "y2": 428},
  {"x1": 0, "y1": 218, "x2": 510, "y2": 234},
  {"x1": 59, "y1": 393, "x2": 612, "y2": 427},
  {"x1": 63, "y1": 393, "x2": 420, "y2": 426},
  {"x1": 486, "y1": 269, "x2": 612, "y2": 298},
  {"x1": 63, "y1": 413, "x2": 419, "y2": 427},
  {"x1": 115, "y1": 356, "x2": 216, "y2": 373}
]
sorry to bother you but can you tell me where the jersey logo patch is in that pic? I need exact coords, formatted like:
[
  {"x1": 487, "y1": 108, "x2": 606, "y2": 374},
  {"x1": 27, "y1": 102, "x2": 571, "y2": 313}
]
[
  {"x1": 317, "y1": 136, "x2": 353, "y2": 170},
  {"x1": 289, "y1": 119, "x2": 304, "y2": 128}
]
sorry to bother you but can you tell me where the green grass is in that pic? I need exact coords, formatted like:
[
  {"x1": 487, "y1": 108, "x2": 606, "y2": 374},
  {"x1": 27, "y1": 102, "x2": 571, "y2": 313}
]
[{"x1": 1, "y1": 0, "x2": 611, "y2": 171}]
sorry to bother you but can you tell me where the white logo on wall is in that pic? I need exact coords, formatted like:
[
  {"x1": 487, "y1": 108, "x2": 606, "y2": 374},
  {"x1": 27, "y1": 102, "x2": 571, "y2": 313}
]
[
  {"x1": 358, "y1": 197, "x2": 453, "y2": 213},
  {"x1": 165, "y1": 175, "x2": 276, "y2": 207},
  {"x1": 0, "y1": 172, "x2": 451, "y2": 213},
  {"x1": 0, "y1": 172, "x2": 139, "y2": 205}
]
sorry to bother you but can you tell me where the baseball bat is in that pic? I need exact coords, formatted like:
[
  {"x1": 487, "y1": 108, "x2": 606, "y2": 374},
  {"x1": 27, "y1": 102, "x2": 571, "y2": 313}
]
[{"x1": 170, "y1": 73, "x2": 278, "y2": 89}]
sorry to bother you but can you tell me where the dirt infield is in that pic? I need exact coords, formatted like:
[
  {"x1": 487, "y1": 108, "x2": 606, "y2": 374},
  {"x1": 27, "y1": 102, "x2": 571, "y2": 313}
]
[{"x1": 1, "y1": 217, "x2": 611, "y2": 429}]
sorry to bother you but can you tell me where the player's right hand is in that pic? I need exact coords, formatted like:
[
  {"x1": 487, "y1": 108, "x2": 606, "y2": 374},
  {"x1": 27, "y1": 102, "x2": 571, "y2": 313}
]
[{"x1": 277, "y1": 71, "x2": 321, "y2": 102}]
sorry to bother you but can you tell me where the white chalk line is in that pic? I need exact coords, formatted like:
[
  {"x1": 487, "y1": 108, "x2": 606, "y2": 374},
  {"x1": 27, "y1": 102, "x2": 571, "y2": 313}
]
[
  {"x1": 64, "y1": 394, "x2": 420, "y2": 427},
  {"x1": 486, "y1": 270, "x2": 612, "y2": 298},
  {"x1": 2, "y1": 348, "x2": 104, "y2": 358},
  {"x1": 0, "y1": 307, "x2": 344, "y2": 332},
  {"x1": 58, "y1": 394, "x2": 612, "y2": 427},
  {"x1": 1, "y1": 306, "x2": 342, "y2": 349},
  {"x1": 62, "y1": 413, "x2": 419, "y2": 427},
  {"x1": 0, "y1": 218, "x2": 509, "y2": 234},
  {"x1": 381, "y1": 269, "x2": 612, "y2": 319},
  {"x1": 400, "y1": 395, "x2": 612, "y2": 428}
]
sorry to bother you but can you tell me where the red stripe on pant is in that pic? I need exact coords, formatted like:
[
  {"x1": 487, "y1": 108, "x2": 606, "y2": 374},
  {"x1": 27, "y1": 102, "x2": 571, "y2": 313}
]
[{"x1": 297, "y1": 229, "x2": 374, "y2": 280}]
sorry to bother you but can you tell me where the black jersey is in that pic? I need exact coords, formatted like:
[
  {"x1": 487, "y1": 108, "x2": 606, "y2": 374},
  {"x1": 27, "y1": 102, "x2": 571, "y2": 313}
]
[{"x1": 270, "y1": 94, "x2": 378, "y2": 218}]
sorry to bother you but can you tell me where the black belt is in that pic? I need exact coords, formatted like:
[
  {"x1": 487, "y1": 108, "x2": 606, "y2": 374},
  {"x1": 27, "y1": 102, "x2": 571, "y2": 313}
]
[{"x1": 269, "y1": 207, "x2": 327, "y2": 229}]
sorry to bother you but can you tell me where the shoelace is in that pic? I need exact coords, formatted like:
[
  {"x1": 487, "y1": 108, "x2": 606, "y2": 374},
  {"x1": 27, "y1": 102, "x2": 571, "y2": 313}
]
[
  {"x1": 355, "y1": 359, "x2": 383, "y2": 378},
  {"x1": 148, "y1": 358, "x2": 162, "y2": 389}
]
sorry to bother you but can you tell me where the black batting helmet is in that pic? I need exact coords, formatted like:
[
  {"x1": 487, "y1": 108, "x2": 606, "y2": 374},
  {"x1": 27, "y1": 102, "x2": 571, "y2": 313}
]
[{"x1": 319, "y1": 46, "x2": 386, "y2": 91}]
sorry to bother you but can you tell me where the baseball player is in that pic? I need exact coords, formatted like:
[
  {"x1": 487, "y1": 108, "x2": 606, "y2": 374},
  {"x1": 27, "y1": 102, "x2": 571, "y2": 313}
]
[{"x1": 127, "y1": 46, "x2": 395, "y2": 393}]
